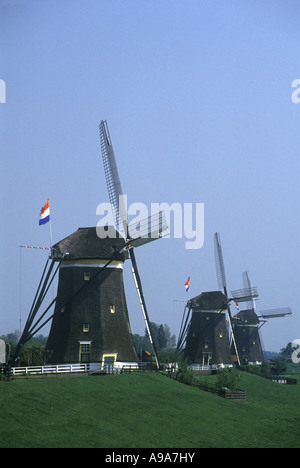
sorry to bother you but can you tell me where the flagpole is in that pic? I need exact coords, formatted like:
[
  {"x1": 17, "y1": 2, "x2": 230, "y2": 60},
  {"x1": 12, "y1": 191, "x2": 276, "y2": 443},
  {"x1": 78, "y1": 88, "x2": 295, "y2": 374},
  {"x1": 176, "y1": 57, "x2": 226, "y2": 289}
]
[
  {"x1": 49, "y1": 220, "x2": 53, "y2": 248},
  {"x1": 48, "y1": 199, "x2": 53, "y2": 255}
]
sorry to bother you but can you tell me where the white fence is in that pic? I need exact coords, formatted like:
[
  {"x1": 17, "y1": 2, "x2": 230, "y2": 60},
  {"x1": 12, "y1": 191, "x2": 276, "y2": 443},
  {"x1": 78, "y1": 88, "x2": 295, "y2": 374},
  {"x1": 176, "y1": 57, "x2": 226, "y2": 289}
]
[{"x1": 11, "y1": 363, "x2": 116, "y2": 376}]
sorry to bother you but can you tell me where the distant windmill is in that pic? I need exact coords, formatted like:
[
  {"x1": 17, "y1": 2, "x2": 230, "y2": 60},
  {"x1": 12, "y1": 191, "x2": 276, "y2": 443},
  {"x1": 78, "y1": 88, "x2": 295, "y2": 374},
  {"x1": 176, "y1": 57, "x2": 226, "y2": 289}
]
[
  {"x1": 176, "y1": 233, "x2": 259, "y2": 368},
  {"x1": 214, "y1": 232, "x2": 259, "y2": 366},
  {"x1": 177, "y1": 291, "x2": 233, "y2": 368},
  {"x1": 231, "y1": 271, "x2": 292, "y2": 364}
]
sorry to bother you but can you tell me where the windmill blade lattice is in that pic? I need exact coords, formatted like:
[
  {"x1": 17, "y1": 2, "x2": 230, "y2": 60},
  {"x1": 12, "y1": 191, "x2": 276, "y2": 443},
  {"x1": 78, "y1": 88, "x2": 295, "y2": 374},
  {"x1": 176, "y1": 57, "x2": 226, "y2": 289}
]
[
  {"x1": 99, "y1": 120, "x2": 127, "y2": 237},
  {"x1": 214, "y1": 232, "x2": 227, "y2": 291}
]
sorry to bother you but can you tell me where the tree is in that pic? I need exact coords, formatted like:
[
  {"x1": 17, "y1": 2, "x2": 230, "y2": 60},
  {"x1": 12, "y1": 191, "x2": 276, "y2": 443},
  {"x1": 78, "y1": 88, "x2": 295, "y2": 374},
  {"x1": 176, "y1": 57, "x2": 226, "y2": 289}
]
[
  {"x1": 270, "y1": 357, "x2": 287, "y2": 377},
  {"x1": 163, "y1": 324, "x2": 176, "y2": 348},
  {"x1": 0, "y1": 330, "x2": 20, "y2": 344},
  {"x1": 280, "y1": 343, "x2": 294, "y2": 360},
  {"x1": 132, "y1": 322, "x2": 177, "y2": 357},
  {"x1": 158, "y1": 325, "x2": 167, "y2": 349}
]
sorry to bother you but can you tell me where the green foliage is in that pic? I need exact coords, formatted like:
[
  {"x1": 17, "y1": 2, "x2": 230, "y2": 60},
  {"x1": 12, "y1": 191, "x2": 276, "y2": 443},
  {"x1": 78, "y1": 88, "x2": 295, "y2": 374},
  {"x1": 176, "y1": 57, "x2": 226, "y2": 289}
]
[
  {"x1": 216, "y1": 367, "x2": 242, "y2": 391},
  {"x1": 176, "y1": 360, "x2": 195, "y2": 386},
  {"x1": 133, "y1": 322, "x2": 176, "y2": 356},
  {"x1": 259, "y1": 362, "x2": 272, "y2": 378},
  {"x1": 19, "y1": 345, "x2": 53, "y2": 366},
  {"x1": 241, "y1": 363, "x2": 272, "y2": 379},
  {"x1": 270, "y1": 357, "x2": 287, "y2": 377},
  {"x1": 0, "y1": 332, "x2": 48, "y2": 346},
  {"x1": 157, "y1": 347, "x2": 178, "y2": 364}
]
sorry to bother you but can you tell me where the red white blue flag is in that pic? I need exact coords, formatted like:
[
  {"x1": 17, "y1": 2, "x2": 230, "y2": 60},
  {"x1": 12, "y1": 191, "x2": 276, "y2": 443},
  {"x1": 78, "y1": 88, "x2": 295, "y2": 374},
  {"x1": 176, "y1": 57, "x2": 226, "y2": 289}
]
[
  {"x1": 39, "y1": 199, "x2": 50, "y2": 225},
  {"x1": 185, "y1": 277, "x2": 190, "y2": 292},
  {"x1": 235, "y1": 302, "x2": 239, "y2": 311}
]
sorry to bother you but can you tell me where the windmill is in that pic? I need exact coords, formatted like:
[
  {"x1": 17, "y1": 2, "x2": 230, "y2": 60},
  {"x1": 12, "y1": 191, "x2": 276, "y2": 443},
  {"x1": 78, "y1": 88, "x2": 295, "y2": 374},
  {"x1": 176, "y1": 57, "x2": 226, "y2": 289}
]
[
  {"x1": 176, "y1": 233, "x2": 259, "y2": 368},
  {"x1": 214, "y1": 232, "x2": 259, "y2": 366},
  {"x1": 14, "y1": 121, "x2": 168, "y2": 370},
  {"x1": 231, "y1": 271, "x2": 292, "y2": 364},
  {"x1": 177, "y1": 291, "x2": 234, "y2": 368}
]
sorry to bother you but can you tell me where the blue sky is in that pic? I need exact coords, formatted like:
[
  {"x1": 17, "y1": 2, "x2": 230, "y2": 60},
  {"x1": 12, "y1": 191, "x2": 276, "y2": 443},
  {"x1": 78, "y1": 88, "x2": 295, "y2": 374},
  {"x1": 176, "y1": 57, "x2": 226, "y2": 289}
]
[{"x1": 1, "y1": 0, "x2": 299, "y2": 351}]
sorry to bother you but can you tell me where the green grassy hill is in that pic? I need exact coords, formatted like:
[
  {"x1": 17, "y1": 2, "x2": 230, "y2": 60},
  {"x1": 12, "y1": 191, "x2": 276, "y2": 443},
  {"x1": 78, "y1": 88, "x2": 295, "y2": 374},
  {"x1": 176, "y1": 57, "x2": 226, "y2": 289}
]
[{"x1": 0, "y1": 372, "x2": 299, "y2": 448}]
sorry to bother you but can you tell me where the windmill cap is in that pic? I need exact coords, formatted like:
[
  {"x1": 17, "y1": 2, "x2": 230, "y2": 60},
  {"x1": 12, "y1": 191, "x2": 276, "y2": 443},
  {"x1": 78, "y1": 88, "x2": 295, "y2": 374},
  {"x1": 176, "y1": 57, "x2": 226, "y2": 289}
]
[
  {"x1": 52, "y1": 227, "x2": 128, "y2": 261},
  {"x1": 189, "y1": 291, "x2": 229, "y2": 311}
]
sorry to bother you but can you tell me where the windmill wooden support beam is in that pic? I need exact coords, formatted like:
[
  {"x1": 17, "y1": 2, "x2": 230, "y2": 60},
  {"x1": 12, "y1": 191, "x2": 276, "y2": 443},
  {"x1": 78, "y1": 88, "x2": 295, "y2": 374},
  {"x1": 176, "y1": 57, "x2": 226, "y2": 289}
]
[{"x1": 13, "y1": 254, "x2": 65, "y2": 363}]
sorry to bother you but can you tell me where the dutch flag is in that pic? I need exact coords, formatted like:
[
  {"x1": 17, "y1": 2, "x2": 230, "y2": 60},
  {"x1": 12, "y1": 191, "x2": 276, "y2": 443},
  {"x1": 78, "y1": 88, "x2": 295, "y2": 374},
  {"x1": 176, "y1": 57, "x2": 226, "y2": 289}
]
[
  {"x1": 39, "y1": 199, "x2": 50, "y2": 225},
  {"x1": 185, "y1": 277, "x2": 190, "y2": 293}
]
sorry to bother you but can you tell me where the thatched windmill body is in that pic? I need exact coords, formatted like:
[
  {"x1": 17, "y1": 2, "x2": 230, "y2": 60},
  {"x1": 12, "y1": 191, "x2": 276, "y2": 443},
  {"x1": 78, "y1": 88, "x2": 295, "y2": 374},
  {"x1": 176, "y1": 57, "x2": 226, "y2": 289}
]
[
  {"x1": 178, "y1": 291, "x2": 233, "y2": 368},
  {"x1": 46, "y1": 227, "x2": 138, "y2": 367}
]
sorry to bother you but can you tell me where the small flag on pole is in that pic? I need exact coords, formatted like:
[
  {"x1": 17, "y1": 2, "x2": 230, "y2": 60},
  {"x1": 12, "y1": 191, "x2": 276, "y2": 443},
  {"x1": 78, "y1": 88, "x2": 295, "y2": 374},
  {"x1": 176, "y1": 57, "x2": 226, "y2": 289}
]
[
  {"x1": 39, "y1": 199, "x2": 50, "y2": 226},
  {"x1": 235, "y1": 302, "x2": 239, "y2": 311},
  {"x1": 185, "y1": 277, "x2": 190, "y2": 292}
]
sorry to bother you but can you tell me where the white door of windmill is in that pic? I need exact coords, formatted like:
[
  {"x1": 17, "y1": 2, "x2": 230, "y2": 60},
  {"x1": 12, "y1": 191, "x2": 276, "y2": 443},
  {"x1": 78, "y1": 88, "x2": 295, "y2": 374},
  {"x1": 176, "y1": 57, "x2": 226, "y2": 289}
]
[{"x1": 79, "y1": 342, "x2": 91, "y2": 363}]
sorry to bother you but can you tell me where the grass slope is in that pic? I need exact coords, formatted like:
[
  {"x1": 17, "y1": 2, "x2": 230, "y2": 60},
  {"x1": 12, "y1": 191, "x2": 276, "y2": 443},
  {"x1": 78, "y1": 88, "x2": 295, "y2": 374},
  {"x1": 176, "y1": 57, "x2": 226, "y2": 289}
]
[{"x1": 0, "y1": 372, "x2": 299, "y2": 448}]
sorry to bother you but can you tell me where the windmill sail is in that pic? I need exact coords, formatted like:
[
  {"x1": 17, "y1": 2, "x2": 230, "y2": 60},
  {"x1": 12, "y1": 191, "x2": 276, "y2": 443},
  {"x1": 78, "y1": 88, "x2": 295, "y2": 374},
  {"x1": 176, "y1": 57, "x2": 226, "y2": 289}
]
[
  {"x1": 99, "y1": 120, "x2": 167, "y2": 369},
  {"x1": 214, "y1": 232, "x2": 240, "y2": 365},
  {"x1": 99, "y1": 120, "x2": 169, "y2": 246},
  {"x1": 243, "y1": 271, "x2": 256, "y2": 310},
  {"x1": 230, "y1": 287, "x2": 259, "y2": 303},
  {"x1": 259, "y1": 307, "x2": 292, "y2": 319},
  {"x1": 99, "y1": 120, "x2": 127, "y2": 237},
  {"x1": 128, "y1": 211, "x2": 169, "y2": 247},
  {"x1": 214, "y1": 232, "x2": 227, "y2": 291}
]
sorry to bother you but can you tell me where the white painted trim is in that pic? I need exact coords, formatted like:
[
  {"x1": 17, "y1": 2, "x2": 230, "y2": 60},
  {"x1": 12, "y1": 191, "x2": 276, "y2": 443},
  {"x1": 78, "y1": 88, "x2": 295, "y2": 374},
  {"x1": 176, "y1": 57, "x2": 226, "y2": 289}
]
[{"x1": 61, "y1": 259, "x2": 123, "y2": 269}]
